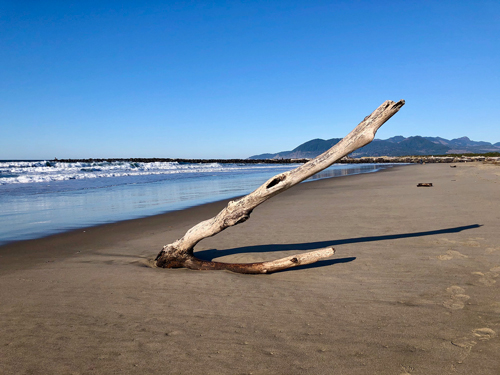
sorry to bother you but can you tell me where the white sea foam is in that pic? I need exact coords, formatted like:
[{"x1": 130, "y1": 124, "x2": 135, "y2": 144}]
[{"x1": 0, "y1": 160, "x2": 286, "y2": 185}]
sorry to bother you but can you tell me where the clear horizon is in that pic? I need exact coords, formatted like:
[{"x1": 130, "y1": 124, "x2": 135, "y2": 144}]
[
  {"x1": 0, "y1": 133, "x2": 498, "y2": 162},
  {"x1": 1, "y1": 1, "x2": 499, "y2": 159}
]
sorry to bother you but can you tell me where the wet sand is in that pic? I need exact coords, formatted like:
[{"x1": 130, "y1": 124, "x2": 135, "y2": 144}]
[{"x1": 1, "y1": 162, "x2": 499, "y2": 374}]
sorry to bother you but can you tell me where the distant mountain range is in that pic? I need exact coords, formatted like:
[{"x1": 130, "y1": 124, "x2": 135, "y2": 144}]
[{"x1": 249, "y1": 136, "x2": 500, "y2": 159}]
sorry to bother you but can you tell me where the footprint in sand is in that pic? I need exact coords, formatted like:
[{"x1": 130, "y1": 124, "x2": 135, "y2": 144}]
[
  {"x1": 462, "y1": 240, "x2": 481, "y2": 248},
  {"x1": 438, "y1": 250, "x2": 468, "y2": 261},
  {"x1": 471, "y1": 271, "x2": 498, "y2": 286},
  {"x1": 399, "y1": 365, "x2": 414, "y2": 375},
  {"x1": 436, "y1": 238, "x2": 482, "y2": 248},
  {"x1": 472, "y1": 328, "x2": 497, "y2": 340},
  {"x1": 485, "y1": 247, "x2": 500, "y2": 254},
  {"x1": 436, "y1": 238, "x2": 457, "y2": 245},
  {"x1": 451, "y1": 328, "x2": 496, "y2": 363},
  {"x1": 443, "y1": 286, "x2": 470, "y2": 310},
  {"x1": 490, "y1": 266, "x2": 500, "y2": 274},
  {"x1": 490, "y1": 302, "x2": 500, "y2": 314}
]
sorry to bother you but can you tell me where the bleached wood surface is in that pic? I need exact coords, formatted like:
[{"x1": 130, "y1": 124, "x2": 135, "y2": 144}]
[{"x1": 155, "y1": 100, "x2": 405, "y2": 273}]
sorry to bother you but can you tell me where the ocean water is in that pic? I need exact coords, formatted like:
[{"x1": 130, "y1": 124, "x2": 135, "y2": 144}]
[{"x1": 0, "y1": 160, "x2": 395, "y2": 245}]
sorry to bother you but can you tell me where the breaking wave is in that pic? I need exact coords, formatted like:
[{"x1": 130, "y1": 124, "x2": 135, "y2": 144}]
[{"x1": 0, "y1": 160, "x2": 282, "y2": 185}]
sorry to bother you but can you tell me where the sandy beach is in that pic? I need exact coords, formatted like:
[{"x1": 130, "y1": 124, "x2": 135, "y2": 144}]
[{"x1": 1, "y1": 162, "x2": 499, "y2": 375}]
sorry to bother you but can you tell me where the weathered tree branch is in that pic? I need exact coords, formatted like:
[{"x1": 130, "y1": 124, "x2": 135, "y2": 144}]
[
  {"x1": 181, "y1": 247, "x2": 336, "y2": 274},
  {"x1": 155, "y1": 100, "x2": 405, "y2": 273}
]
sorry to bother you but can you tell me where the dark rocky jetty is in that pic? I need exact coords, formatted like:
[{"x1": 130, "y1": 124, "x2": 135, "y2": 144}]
[{"x1": 52, "y1": 155, "x2": 500, "y2": 165}]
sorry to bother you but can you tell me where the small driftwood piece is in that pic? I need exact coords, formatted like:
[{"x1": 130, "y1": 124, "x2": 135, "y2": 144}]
[
  {"x1": 155, "y1": 99, "x2": 405, "y2": 273},
  {"x1": 417, "y1": 183, "x2": 433, "y2": 187}
]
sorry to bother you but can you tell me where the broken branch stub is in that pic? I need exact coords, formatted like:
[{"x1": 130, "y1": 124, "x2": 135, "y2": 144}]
[{"x1": 155, "y1": 99, "x2": 405, "y2": 273}]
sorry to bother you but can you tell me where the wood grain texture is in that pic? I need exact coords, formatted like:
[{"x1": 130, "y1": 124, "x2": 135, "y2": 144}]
[{"x1": 155, "y1": 99, "x2": 405, "y2": 273}]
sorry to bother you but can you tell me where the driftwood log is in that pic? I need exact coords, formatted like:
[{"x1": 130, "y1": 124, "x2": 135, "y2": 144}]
[{"x1": 155, "y1": 99, "x2": 405, "y2": 273}]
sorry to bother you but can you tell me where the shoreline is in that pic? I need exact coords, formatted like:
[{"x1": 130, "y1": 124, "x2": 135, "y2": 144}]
[
  {"x1": 0, "y1": 163, "x2": 400, "y2": 247},
  {"x1": 1, "y1": 162, "x2": 499, "y2": 374}
]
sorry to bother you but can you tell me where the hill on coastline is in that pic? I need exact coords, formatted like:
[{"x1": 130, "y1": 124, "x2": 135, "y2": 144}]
[{"x1": 249, "y1": 136, "x2": 500, "y2": 159}]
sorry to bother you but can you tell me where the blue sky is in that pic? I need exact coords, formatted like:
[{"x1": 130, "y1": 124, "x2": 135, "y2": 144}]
[{"x1": 1, "y1": 1, "x2": 499, "y2": 159}]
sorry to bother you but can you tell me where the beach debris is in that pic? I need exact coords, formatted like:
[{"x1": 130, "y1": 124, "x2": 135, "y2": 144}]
[
  {"x1": 417, "y1": 183, "x2": 433, "y2": 187},
  {"x1": 155, "y1": 99, "x2": 405, "y2": 273},
  {"x1": 450, "y1": 165, "x2": 457, "y2": 167}
]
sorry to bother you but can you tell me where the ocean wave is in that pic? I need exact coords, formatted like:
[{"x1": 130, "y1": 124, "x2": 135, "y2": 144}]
[{"x1": 0, "y1": 160, "x2": 289, "y2": 185}]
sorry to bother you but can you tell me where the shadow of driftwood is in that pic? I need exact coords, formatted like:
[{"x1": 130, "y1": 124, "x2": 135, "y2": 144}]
[{"x1": 194, "y1": 224, "x2": 482, "y2": 267}]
